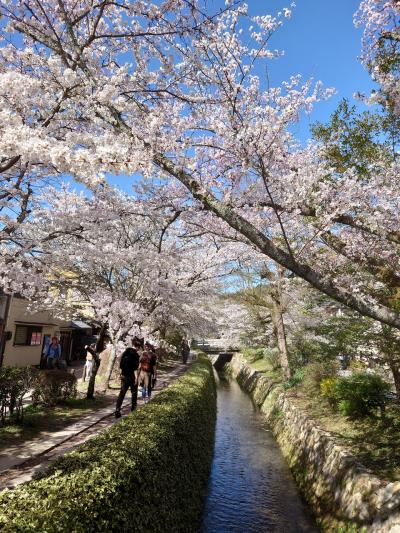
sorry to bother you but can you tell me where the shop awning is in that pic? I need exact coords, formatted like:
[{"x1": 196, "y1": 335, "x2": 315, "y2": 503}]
[
  {"x1": 70, "y1": 320, "x2": 92, "y2": 330},
  {"x1": 15, "y1": 320, "x2": 58, "y2": 326}
]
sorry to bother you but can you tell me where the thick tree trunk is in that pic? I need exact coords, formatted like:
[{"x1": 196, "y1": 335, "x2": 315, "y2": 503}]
[
  {"x1": 154, "y1": 153, "x2": 400, "y2": 330},
  {"x1": 103, "y1": 343, "x2": 117, "y2": 390},
  {"x1": 86, "y1": 325, "x2": 107, "y2": 400},
  {"x1": 389, "y1": 361, "x2": 400, "y2": 402},
  {"x1": 270, "y1": 293, "x2": 291, "y2": 380},
  {"x1": 86, "y1": 353, "x2": 101, "y2": 400}
]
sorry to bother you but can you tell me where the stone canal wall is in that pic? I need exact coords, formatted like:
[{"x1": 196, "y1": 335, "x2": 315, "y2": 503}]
[{"x1": 227, "y1": 353, "x2": 400, "y2": 532}]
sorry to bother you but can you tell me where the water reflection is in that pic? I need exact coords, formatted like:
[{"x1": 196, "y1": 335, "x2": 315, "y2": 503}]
[{"x1": 201, "y1": 373, "x2": 317, "y2": 532}]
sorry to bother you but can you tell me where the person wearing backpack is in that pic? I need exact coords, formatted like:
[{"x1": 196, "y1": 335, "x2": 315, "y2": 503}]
[
  {"x1": 114, "y1": 340, "x2": 141, "y2": 418},
  {"x1": 138, "y1": 342, "x2": 157, "y2": 402}
]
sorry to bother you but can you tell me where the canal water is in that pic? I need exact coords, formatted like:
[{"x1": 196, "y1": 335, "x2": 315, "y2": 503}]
[{"x1": 201, "y1": 373, "x2": 317, "y2": 533}]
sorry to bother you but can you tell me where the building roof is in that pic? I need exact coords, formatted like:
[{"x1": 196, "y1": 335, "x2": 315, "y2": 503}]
[
  {"x1": 15, "y1": 320, "x2": 59, "y2": 326},
  {"x1": 70, "y1": 320, "x2": 92, "y2": 329}
]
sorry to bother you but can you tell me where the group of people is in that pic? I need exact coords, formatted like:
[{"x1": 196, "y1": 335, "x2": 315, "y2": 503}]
[{"x1": 115, "y1": 340, "x2": 158, "y2": 418}]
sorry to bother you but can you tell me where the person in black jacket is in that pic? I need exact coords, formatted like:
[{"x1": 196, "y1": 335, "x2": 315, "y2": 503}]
[{"x1": 114, "y1": 340, "x2": 141, "y2": 418}]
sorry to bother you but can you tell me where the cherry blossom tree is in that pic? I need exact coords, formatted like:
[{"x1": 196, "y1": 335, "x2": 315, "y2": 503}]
[
  {"x1": 0, "y1": 0, "x2": 399, "y2": 331},
  {"x1": 355, "y1": 0, "x2": 400, "y2": 111},
  {"x1": 8, "y1": 185, "x2": 232, "y2": 390}
]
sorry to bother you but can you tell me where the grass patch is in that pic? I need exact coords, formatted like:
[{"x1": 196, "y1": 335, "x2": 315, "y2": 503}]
[
  {"x1": 0, "y1": 396, "x2": 112, "y2": 452},
  {"x1": 250, "y1": 358, "x2": 270, "y2": 372},
  {"x1": 240, "y1": 347, "x2": 283, "y2": 380},
  {"x1": 242, "y1": 347, "x2": 264, "y2": 363}
]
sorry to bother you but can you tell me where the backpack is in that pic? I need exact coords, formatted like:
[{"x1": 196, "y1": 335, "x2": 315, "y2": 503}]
[
  {"x1": 140, "y1": 352, "x2": 153, "y2": 372},
  {"x1": 120, "y1": 349, "x2": 139, "y2": 375}
]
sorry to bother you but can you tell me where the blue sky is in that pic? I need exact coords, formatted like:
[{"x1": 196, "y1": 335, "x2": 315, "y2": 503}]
[{"x1": 243, "y1": 0, "x2": 374, "y2": 141}]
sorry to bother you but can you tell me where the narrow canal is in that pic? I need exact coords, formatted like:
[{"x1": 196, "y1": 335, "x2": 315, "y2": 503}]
[{"x1": 201, "y1": 373, "x2": 317, "y2": 532}]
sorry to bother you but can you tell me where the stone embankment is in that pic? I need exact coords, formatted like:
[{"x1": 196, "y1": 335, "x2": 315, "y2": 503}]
[{"x1": 226, "y1": 354, "x2": 400, "y2": 532}]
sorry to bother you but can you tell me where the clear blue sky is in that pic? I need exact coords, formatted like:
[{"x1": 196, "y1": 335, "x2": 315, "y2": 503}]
[{"x1": 242, "y1": 0, "x2": 374, "y2": 142}]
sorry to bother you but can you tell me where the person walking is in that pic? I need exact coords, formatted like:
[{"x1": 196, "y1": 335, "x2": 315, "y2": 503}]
[
  {"x1": 138, "y1": 342, "x2": 157, "y2": 402},
  {"x1": 115, "y1": 341, "x2": 140, "y2": 418},
  {"x1": 46, "y1": 337, "x2": 62, "y2": 369},
  {"x1": 180, "y1": 338, "x2": 190, "y2": 365}
]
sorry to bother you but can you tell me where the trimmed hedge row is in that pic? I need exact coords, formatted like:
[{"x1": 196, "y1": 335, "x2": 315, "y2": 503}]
[{"x1": 0, "y1": 355, "x2": 216, "y2": 533}]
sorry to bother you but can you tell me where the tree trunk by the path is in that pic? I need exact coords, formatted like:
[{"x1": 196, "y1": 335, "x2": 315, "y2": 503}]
[
  {"x1": 265, "y1": 266, "x2": 292, "y2": 380},
  {"x1": 86, "y1": 352, "x2": 101, "y2": 400},
  {"x1": 388, "y1": 360, "x2": 400, "y2": 402},
  {"x1": 103, "y1": 342, "x2": 117, "y2": 390},
  {"x1": 271, "y1": 296, "x2": 291, "y2": 380},
  {"x1": 86, "y1": 325, "x2": 107, "y2": 400}
]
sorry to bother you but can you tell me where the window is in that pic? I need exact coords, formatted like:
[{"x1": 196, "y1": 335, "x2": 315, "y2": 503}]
[{"x1": 14, "y1": 325, "x2": 43, "y2": 346}]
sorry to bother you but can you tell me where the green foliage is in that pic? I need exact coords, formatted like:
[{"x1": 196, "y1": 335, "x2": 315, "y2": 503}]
[
  {"x1": 283, "y1": 368, "x2": 305, "y2": 390},
  {"x1": 0, "y1": 356, "x2": 217, "y2": 533},
  {"x1": 302, "y1": 361, "x2": 338, "y2": 394},
  {"x1": 289, "y1": 334, "x2": 324, "y2": 369},
  {"x1": 314, "y1": 314, "x2": 372, "y2": 367},
  {"x1": 165, "y1": 329, "x2": 184, "y2": 350},
  {"x1": 320, "y1": 377, "x2": 339, "y2": 406},
  {"x1": 311, "y1": 98, "x2": 395, "y2": 177},
  {"x1": 0, "y1": 366, "x2": 38, "y2": 425},
  {"x1": 263, "y1": 347, "x2": 281, "y2": 370},
  {"x1": 334, "y1": 372, "x2": 391, "y2": 418},
  {"x1": 242, "y1": 346, "x2": 264, "y2": 363},
  {"x1": 31, "y1": 369, "x2": 77, "y2": 407}
]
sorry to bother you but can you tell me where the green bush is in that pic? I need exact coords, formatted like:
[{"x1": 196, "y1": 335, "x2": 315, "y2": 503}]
[
  {"x1": 263, "y1": 347, "x2": 281, "y2": 370},
  {"x1": 302, "y1": 361, "x2": 338, "y2": 393},
  {"x1": 283, "y1": 368, "x2": 305, "y2": 390},
  {"x1": 0, "y1": 366, "x2": 37, "y2": 425},
  {"x1": 334, "y1": 372, "x2": 391, "y2": 418},
  {"x1": 31, "y1": 369, "x2": 77, "y2": 407},
  {"x1": 320, "y1": 377, "x2": 339, "y2": 406},
  {"x1": 242, "y1": 347, "x2": 264, "y2": 363},
  {"x1": 0, "y1": 355, "x2": 216, "y2": 533}
]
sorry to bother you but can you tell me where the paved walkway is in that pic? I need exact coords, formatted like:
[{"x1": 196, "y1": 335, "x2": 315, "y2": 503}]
[{"x1": 0, "y1": 357, "x2": 192, "y2": 491}]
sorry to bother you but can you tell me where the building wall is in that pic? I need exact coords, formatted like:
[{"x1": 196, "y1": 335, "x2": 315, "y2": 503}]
[{"x1": 2, "y1": 296, "x2": 67, "y2": 367}]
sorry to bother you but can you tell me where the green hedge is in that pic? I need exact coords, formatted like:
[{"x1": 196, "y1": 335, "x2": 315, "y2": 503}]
[{"x1": 0, "y1": 355, "x2": 216, "y2": 533}]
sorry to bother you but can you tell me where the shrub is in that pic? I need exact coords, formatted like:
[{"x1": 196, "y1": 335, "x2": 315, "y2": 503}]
[
  {"x1": 302, "y1": 361, "x2": 338, "y2": 393},
  {"x1": 283, "y1": 368, "x2": 305, "y2": 390},
  {"x1": 320, "y1": 377, "x2": 339, "y2": 406},
  {"x1": 348, "y1": 358, "x2": 367, "y2": 372},
  {"x1": 0, "y1": 366, "x2": 37, "y2": 425},
  {"x1": 334, "y1": 372, "x2": 391, "y2": 418},
  {"x1": 263, "y1": 347, "x2": 281, "y2": 370},
  {"x1": 31, "y1": 369, "x2": 77, "y2": 407},
  {"x1": 242, "y1": 347, "x2": 264, "y2": 363},
  {"x1": 0, "y1": 355, "x2": 217, "y2": 533}
]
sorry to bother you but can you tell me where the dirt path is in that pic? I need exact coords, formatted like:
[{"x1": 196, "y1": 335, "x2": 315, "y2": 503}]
[{"x1": 0, "y1": 358, "x2": 191, "y2": 491}]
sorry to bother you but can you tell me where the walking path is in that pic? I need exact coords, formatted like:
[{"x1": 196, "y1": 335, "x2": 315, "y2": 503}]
[{"x1": 0, "y1": 357, "x2": 192, "y2": 491}]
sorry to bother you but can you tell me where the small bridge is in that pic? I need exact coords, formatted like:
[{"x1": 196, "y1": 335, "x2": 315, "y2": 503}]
[
  {"x1": 195, "y1": 338, "x2": 239, "y2": 370},
  {"x1": 210, "y1": 352, "x2": 234, "y2": 371}
]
